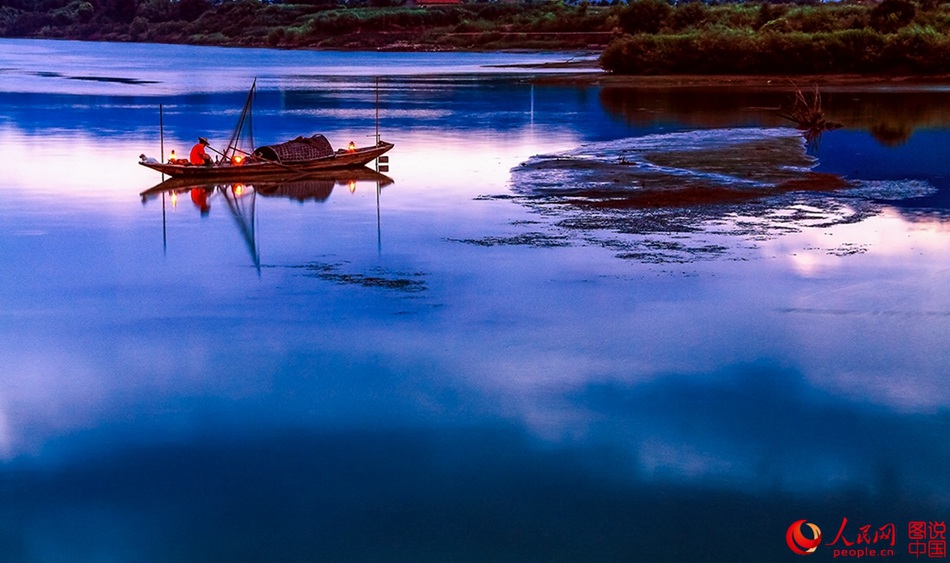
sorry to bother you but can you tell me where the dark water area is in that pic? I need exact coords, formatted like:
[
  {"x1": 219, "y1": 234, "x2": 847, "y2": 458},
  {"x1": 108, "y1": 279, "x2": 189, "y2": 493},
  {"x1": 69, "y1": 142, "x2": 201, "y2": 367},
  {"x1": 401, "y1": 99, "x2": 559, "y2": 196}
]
[{"x1": 1, "y1": 39, "x2": 949, "y2": 562}]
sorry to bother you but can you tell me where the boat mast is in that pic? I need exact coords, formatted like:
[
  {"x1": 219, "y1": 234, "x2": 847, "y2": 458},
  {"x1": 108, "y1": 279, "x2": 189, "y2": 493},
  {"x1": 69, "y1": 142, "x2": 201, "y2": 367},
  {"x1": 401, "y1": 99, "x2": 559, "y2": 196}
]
[
  {"x1": 159, "y1": 103, "x2": 165, "y2": 164},
  {"x1": 226, "y1": 78, "x2": 257, "y2": 160}
]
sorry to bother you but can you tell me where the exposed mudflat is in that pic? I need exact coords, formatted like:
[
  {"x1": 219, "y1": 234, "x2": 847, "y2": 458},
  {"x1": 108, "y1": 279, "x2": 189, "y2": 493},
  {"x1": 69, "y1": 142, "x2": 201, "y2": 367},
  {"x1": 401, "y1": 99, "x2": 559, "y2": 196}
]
[{"x1": 468, "y1": 128, "x2": 937, "y2": 264}]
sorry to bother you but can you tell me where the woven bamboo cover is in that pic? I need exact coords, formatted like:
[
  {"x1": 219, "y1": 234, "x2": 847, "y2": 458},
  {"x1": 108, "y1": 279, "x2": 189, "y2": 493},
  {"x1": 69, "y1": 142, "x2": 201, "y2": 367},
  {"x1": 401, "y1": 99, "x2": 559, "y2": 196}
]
[{"x1": 255, "y1": 135, "x2": 334, "y2": 163}]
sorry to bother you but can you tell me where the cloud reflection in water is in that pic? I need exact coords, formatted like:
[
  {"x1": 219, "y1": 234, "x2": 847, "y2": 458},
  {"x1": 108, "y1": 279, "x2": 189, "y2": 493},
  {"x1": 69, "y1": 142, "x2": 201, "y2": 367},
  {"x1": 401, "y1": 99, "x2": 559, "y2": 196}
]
[{"x1": 2, "y1": 41, "x2": 950, "y2": 561}]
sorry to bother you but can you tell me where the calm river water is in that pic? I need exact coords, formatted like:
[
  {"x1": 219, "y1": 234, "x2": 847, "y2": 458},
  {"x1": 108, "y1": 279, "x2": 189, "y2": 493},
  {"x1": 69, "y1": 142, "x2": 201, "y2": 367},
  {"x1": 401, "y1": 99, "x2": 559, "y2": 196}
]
[{"x1": 1, "y1": 38, "x2": 949, "y2": 562}]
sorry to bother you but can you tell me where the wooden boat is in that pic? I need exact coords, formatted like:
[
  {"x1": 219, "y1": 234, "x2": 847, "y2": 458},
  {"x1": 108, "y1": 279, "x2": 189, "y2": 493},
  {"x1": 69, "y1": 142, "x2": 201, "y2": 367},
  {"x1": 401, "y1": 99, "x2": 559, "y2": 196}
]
[
  {"x1": 139, "y1": 167, "x2": 395, "y2": 201},
  {"x1": 138, "y1": 79, "x2": 393, "y2": 180},
  {"x1": 139, "y1": 138, "x2": 394, "y2": 179}
]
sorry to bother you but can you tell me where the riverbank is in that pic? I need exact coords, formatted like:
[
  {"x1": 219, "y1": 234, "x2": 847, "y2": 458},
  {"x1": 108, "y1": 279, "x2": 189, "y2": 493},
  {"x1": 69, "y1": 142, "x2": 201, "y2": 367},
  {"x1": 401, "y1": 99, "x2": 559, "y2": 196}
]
[
  {"x1": 0, "y1": 2, "x2": 617, "y2": 51},
  {"x1": 532, "y1": 71, "x2": 950, "y2": 89},
  {"x1": 6, "y1": 0, "x2": 950, "y2": 75}
]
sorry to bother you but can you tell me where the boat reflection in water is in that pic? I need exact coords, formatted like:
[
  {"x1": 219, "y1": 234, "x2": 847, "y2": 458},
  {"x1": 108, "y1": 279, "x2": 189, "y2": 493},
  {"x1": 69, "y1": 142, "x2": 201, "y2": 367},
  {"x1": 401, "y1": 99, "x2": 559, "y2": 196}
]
[{"x1": 139, "y1": 167, "x2": 394, "y2": 270}]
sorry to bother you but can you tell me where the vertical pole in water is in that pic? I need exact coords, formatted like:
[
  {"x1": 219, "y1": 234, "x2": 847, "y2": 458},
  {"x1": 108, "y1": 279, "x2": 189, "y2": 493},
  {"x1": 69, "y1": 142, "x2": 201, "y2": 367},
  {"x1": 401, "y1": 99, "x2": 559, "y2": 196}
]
[
  {"x1": 162, "y1": 193, "x2": 167, "y2": 255},
  {"x1": 249, "y1": 80, "x2": 255, "y2": 152},
  {"x1": 374, "y1": 77, "x2": 382, "y2": 255},
  {"x1": 530, "y1": 84, "x2": 534, "y2": 125},
  {"x1": 160, "y1": 103, "x2": 167, "y2": 254},
  {"x1": 160, "y1": 104, "x2": 165, "y2": 162},
  {"x1": 159, "y1": 103, "x2": 166, "y2": 182},
  {"x1": 375, "y1": 76, "x2": 380, "y2": 146},
  {"x1": 376, "y1": 179, "x2": 382, "y2": 256}
]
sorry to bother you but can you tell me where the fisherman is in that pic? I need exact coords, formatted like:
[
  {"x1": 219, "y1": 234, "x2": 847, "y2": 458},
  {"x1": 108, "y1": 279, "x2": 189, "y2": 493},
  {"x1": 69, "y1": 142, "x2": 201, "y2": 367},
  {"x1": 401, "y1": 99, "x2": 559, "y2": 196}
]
[{"x1": 190, "y1": 137, "x2": 213, "y2": 166}]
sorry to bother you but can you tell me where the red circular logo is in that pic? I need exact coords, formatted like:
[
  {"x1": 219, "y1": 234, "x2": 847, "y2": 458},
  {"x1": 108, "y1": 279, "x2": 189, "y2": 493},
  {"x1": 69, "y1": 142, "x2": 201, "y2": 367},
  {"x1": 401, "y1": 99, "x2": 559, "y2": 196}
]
[{"x1": 787, "y1": 520, "x2": 823, "y2": 555}]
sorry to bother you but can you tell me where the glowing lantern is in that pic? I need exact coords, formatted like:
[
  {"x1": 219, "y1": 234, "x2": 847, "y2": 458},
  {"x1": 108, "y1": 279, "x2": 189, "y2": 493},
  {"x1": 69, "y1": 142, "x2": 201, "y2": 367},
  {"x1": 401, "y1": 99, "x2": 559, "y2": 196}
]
[
  {"x1": 169, "y1": 150, "x2": 176, "y2": 163},
  {"x1": 347, "y1": 141, "x2": 356, "y2": 153},
  {"x1": 232, "y1": 155, "x2": 245, "y2": 166}
]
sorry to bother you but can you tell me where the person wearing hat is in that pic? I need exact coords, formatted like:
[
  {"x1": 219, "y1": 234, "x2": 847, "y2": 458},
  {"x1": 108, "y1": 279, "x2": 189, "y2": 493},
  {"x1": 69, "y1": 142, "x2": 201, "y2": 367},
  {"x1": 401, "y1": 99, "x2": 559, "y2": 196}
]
[{"x1": 189, "y1": 137, "x2": 213, "y2": 166}]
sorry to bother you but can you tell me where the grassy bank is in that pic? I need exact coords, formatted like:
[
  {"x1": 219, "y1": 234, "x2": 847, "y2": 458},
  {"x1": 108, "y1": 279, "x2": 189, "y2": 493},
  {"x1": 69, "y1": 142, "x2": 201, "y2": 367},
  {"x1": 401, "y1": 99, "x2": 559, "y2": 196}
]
[
  {"x1": 601, "y1": 0, "x2": 950, "y2": 74},
  {"x1": 4, "y1": 0, "x2": 950, "y2": 74},
  {"x1": 0, "y1": 0, "x2": 616, "y2": 50},
  {"x1": 602, "y1": 28, "x2": 950, "y2": 74}
]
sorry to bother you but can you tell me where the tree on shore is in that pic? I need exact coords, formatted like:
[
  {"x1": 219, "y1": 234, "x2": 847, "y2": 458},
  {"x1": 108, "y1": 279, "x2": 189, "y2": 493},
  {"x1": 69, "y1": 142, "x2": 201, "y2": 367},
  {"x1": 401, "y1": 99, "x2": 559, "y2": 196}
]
[
  {"x1": 618, "y1": 0, "x2": 672, "y2": 34},
  {"x1": 4, "y1": 0, "x2": 950, "y2": 75}
]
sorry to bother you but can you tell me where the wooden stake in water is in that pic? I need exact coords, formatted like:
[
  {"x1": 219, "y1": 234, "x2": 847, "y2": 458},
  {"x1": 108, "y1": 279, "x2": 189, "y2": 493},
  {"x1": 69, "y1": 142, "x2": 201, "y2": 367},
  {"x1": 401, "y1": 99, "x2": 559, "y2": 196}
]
[
  {"x1": 160, "y1": 103, "x2": 167, "y2": 254},
  {"x1": 159, "y1": 103, "x2": 164, "y2": 163},
  {"x1": 375, "y1": 77, "x2": 380, "y2": 146}
]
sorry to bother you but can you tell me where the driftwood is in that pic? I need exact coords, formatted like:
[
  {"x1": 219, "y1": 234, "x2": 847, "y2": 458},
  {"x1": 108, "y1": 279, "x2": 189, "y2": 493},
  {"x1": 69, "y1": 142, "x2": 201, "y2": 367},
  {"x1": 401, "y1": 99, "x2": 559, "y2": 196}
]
[{"x1": 777, "y1": 83, "x2": 842, "y2": 146}]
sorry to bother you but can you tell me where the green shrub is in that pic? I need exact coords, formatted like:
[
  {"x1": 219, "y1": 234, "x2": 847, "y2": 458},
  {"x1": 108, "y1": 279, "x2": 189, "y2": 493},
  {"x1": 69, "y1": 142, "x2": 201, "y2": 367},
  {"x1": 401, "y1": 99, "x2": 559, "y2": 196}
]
[
  {"x1": 670, "y1": 2, "x2": 708, "y2": 31},
  {"x1": 755, "y1": 3, "x2": 784, "y2": 30},
  {"x1": 783, "y1": 6, "x2": 841, "y2": 32},
  {"x1": 309, "y1": 10, "x2": 361, "y2": 34},
  {"x1": 714, "y1": 5, "x2": 759, "y2": 30},
  {"x1": 870, "y1": 0, "x2": 916, "y2": 33},
  {"x1": 618, "y1": 0, "x2": 672, "y2": 34},
  {"x1": 130, "y1": 15, "x2": 147, "y2": 38},
  {"x1": 601, "y1": 27, "x2": 950, "y2": 74},
  {"x1": 7, "y1": 11, "x2": 54, "y2": 34},
  {"x1": 178, "y1": 0, "x2": 211, "y2": 22},
  {"x1": 9, "y1": 0, "x2": 950, "y2": 70},
  {"x1": 884, "y1": 25, "x2": 950, "y2": 71},
  {"x1": 267, "y1": 26, "x2": 285, "y2": 46}
]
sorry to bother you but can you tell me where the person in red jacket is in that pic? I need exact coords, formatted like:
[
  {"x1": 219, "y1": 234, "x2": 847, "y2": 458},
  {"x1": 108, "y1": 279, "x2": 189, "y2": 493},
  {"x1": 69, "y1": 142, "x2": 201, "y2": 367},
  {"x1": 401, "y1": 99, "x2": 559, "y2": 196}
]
[{"x1": 190, "y1": 137, "x2": 213, "y2": 166}]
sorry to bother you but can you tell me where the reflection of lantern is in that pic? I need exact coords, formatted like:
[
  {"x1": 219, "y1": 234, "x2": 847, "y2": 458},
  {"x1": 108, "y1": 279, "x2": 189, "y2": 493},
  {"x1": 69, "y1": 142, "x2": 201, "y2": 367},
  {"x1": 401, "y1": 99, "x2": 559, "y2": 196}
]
[
  {"x1": 170, "y1": 192, "x2": 178, "y2": 206},
  {"x1": 347, "y1": 141, "x2": 356, "y2": 153},
  {"x1": 233, "y1": 184, "x2": 245, "y2": 196},
  {"x1": 348, "y1": 180, "x2": 356, "y2": 193},
  {"x1": 232, "y1": 155, "x2": 244, "y2": 166}
]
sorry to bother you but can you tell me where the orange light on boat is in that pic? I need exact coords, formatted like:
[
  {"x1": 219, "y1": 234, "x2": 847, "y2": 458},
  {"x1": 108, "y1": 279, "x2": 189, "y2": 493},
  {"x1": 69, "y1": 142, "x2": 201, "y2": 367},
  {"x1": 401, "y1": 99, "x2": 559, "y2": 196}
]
[
  {"x1": 348, "y1": 180, "x2": 357, "y2": 193},
  {"x1": 169, "y1": 150, "x2": 176, "y2": 163},
  {"x1": 232, "y1": 155, "x2": 244, "y2": 166},
  {"x1": 347, "y1": 141, "x2": 356, "y2": 153}
]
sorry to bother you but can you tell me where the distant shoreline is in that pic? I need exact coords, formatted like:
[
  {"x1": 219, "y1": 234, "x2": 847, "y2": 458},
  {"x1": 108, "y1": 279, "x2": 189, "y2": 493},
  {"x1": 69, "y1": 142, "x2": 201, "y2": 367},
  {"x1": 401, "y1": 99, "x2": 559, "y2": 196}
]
[
  {"x1": 6, "y1": 36, "x2": 950, "y2": 91},
  {"x1": 532, "y1": 72, "x2": 950, "y2": 89},
  {"x1": 6, "y1": 0, "x2": 950, "y2": 76}
]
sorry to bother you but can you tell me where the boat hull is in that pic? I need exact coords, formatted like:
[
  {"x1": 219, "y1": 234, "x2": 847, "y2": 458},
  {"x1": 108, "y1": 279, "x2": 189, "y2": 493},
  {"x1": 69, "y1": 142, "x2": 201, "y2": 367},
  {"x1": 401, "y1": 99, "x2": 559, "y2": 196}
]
[
  {"x1": 141, "y1": 141, "x2": 393, "y2": 180},
  {"x1": 139, "y1": 167, "x2": 394, "y2": 200}
]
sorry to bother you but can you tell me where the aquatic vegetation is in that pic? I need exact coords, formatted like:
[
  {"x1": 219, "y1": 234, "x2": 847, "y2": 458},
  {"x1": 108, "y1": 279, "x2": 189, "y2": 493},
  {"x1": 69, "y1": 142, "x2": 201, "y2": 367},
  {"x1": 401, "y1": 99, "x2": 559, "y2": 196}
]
[
  {"x1": 448, "y1": 232, "x2": 572, "y2": 249},
  {"x1": 505, "y1": 128, "x2": 935, "y2": 263},
  {"x1": 776, "y1": 83, "x2": 842, "y2": 148},
  {"x1": 299, "y1": 262, "x2": 428, "y2": 293},
  {"x1": 513, "y1": 128, "x2": 832, "y2": 201}
]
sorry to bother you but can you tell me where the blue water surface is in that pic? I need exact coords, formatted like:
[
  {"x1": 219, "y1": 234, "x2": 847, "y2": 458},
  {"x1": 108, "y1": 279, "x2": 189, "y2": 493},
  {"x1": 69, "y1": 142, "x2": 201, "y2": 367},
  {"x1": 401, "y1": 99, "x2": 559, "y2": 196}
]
[{"x1": 1, "y1": 39, "x2": 949, "y2": 562}]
